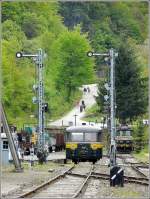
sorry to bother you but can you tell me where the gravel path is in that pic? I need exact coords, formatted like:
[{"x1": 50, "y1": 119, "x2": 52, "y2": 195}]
[{"x1": 48, "y1": 84, "x2": 104, "y2": 127}]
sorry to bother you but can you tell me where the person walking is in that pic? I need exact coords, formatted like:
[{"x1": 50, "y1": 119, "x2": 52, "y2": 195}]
[
  {"x1": 87, "y1": 87, "x2": 90, "y2": 93},
  {"x1": 21, "y1": 147, "x2": 24, "y2": 162},
  {"x1": 83, "y1": 87, "x2": 87, "y2": 94},
  {"x1": 80, "y1": 105, "x2": 83, "y2": 112},
  {"x1": 81, "y1": 100, "x2": 86, "y2": 110}
]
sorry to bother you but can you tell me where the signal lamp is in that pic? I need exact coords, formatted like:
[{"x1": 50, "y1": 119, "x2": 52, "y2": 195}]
[
  {"x1": 87, "y1": 51, "x2": 93, "y2": 57},
  {"x1": 16, "y1": 52, "x2": 22, "y2": 58}
]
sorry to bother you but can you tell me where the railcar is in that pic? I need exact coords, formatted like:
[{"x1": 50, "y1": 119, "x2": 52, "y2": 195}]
[
  {"x1": 48, "y1": 133, "x2": 65, "y2": 152},
  {"x1": 65, "y1": 125, "x2": 103, "y2": 164},
  {"x1": 115, "y1": 126, "x2": 133, "y2": 153}
]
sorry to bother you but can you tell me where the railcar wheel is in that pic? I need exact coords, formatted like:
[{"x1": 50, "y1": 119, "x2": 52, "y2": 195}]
[
  {"x1": 92, "y1": 160, "x2": 96, "y2": 164},
  {"x1": 73, "y1": 160, "x2": 77, "y2": 164},
  {"x1": 64, "y1": 159, "x2": 67, "y2": 164}
]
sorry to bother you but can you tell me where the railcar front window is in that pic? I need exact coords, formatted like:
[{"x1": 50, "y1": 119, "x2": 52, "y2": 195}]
[
  {"x1": 85, "y1": 133, "x2": 97, "y2": 142},
  {"x1": 117, "y1": 131, "x2": 123, "y2": 136},
  {"x1": 125, "y1": 131, "x2": 131, "y2": 136},
  {"x1": 117, "y1": 130, "x2": 131, "y2": 136},
  {"x1": 71, "y1": 132, "x2": 84, "y2": 142}
]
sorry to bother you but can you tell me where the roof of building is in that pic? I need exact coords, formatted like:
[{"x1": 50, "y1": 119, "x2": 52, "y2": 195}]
[{"x1": 1, "y1": 133, "x2": 7, "y2": 138}]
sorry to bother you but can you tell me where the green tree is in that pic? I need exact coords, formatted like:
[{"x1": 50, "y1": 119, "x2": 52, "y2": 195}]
[
  {"x1": 60, "y1": 2, "x2": 148, "y2": 44},
  {"x1": 96, "y1": 79, "x2": 108, "y2": 115},
  {"x1": 2, "y1": 38, "x2": 35, "y2": 122},
  {"x1": 2, "y1": 1, "x2": 148, "y2": 126},
  {"x1": 60, "y1": 1, "x2": 148, "y2": 73},
  {"x1": 2, "y1": 20, "x2": 26, "y2": 44},
  {"x1": 115, "y1": 42, "x2": 148, "y2": 123},
  {"x1": 96, "y1": 41, "x2": 148, "y2": 123},
  {"x1": 21, "y1": 12, "x2": 48, "y2": 39},
  {"x1": 134, "y1": 121, "x2": 145, "y2": 152},
  {"x1": 2, "y1": 2, "x2": 90, "y2": 125},
  {"x1": 54, "y1": 27, "x2": 95, "y2": 101}
]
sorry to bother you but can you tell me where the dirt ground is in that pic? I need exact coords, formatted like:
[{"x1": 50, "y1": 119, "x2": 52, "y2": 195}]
[{"x1": 1, "y1": 161, "x2": 71, "y2": 198}]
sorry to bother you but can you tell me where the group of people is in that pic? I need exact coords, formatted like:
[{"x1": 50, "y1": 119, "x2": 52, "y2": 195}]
[
  {"x1": 76, "y1": 86, "x2": 91, "y2": 112},
  {"x1": 75, "y1": 86, "x2": 92, "y2": 112},
  {"x1": 83, "y1": 86, "x2": 90, "y2": 94}
]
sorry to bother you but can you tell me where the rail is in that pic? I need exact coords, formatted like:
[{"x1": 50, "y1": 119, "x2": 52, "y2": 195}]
[
  {"x1": 68, "y1": 171, "x2": 149, "y2": 186},
  {"x1": 72, "y1": 165, "x2": 94, "y2": 198},
  {"x1": 18, "y1": 165, "x2": 75, "y2": 198}
]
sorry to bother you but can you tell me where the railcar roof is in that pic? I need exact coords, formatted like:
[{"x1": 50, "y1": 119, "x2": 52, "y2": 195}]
[
  {"x1": 115, "y1": 136, "x2": 133, "y2": 140},
  {"x1": 117, "y1": 126, "x2": 132, "y2": 131},
  {"x1": 66, "y1": 125, "x2": 102, "y2": 133}
]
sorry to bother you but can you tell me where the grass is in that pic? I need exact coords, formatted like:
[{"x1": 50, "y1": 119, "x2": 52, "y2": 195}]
[
  {"x1": 110, "y1": 188, "x2": 142, "y2": 197},
  {"x1": 6, "y1": 90, "x2": 82, "y2": 129},
  {"x1": 50, "y1": 89, "x2": 82, "y2": 121},
  {"x1": 132, "y1": 125, "x2": 149, "y2": 163},
  {"x1": 24, "y1": 161, "x2": 59, "y2": 171},
  {"x1": 133, "y1": 145, "x2": 149, "y2": 163},
  {"x1": 2, "y1": 161, "x2": 70, "y2": 173},
  {"x1": 83, "y1": 104, "x2": 103, "y2": 123}
]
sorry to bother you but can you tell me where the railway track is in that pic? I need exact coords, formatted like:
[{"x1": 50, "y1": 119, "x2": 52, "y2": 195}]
[
  {"x1": 17, "y1": 163, "x2": 94, "y2": 198},
  {"x1": 68, "y1": 171, "x2": 149, "y2": 186},
  {"x1": 131, "y1": 165, "x2": 148, "y2": 178},
  {"x1": 17, "y1": 165, "x2": 75, "y2": 198},
  {"x1": 7, "y1": 154, "x2": 148, "y2": 198},
  {"x1": 117, "y1": 153, "x2": 149, "y2": 179}
]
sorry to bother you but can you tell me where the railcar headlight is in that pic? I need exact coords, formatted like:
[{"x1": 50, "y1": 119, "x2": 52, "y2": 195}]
[
  {"x1": 91, "y1": 143, "x2": 103, "y2": 150},
  {"x1": 126, "y1": 140, "x2": 131, "y2": 144},
  {"x1": 66, "y1": 143, "x2": 77, "y2": 150}
]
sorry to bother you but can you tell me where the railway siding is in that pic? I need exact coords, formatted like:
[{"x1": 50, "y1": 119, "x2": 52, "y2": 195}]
[{"x1": 2, "y1": 154, "x2": 149, "y2": 198}]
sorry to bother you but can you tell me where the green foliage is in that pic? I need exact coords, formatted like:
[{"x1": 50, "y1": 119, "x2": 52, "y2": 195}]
[
  {"x1": 60, "y1": 2, "x2": 148, "y2": 70},
  {"x1": 60, "y1": 2, "x2": 148, "y2": 43},
  {"x1": 115, "y1": 42, "x2": 148, "y2": 122},
  {"x1": 2, "y1": 1, "x2": 148, "y2": 128},
  {"x1": 83, "y1": 104, "x2": 102, "y2": 123},
  {"x1": 96, "y1": 79, "x2": 107, "y2": 114},
  {"x1": 2, "y1": 36, "x2": 35, "y2": 121},
  {"x1": 2, "y1": 2, "x2": 25, "y2": 23},
  {"x1": 21, "y1": 12, "x2": 48, "y2": 39},
  {"x1": 53, "y1": 27, "x2": 95, "y2": 101},
  {"x1": 109, "y1": 2, "x2": 145, "y2": 42},
  {"x1": 96, "y1": 41, "x2": 148, "y2": 123},
  {"x1": 2, "y1": 2, "x2": 95, "y2": 126},
  {"x1": 2, "y1": 20, "x2": 26, "y2": 43},
  {"x1": 133, "y1": 146, "x2": 148, "y2": 163},
  {"x1": 133, "y1": 121, "x2": 147, "y2": 153}
]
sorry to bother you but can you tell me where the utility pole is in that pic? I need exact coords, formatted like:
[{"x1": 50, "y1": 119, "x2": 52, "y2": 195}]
[
  {"x1": 87, "y1": 49, "x2": 117, "y2": 166},
  {"x1": 87, "y1": 49, "x2": 124, "y2": 186},
  {"x1": 74, "y1": 114, "x2": 78, "y2": 126},
  {"x1": 109, "y1": 49, "x2": 117, "y2": 167},
  {"x1": 37, "y1": 49, "x2": 45, "y2": 148},
  {"x1": 16, "y1": 49, "x2": 48, "y2": 163}
]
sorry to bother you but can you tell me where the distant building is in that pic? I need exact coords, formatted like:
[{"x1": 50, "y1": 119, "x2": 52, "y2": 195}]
[
  {"x1": 1, "y1": 133, "x2": 10, "y2": 165},
  {"x1": 1, "y1": 133, "x2": 21, "y2": 165}
]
